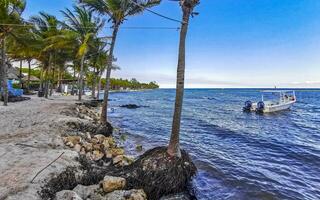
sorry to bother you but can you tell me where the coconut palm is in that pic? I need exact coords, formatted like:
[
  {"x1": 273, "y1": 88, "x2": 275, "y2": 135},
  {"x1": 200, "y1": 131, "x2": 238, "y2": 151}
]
[
  {"x1": 82, "y1": 0, "x2": 161, "y2": 124},
  {"x1": 61, "y1": 5, "x2": 104, "y2": 101},
  {"x1": 167, "y1": 0, "x2": 200, "y2": 157},
  {"x1": 0, "y1": 0, "x2": 26, "y2": 105},
  {"x1": 30, "y1": 12, "x2": 62, "y2": 98}
]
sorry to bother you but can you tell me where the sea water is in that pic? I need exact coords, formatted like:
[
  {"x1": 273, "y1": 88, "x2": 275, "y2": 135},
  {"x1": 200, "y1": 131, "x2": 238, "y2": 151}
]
[{"x1": 102, "y1": 89, "x2": 320, "y2": 200}]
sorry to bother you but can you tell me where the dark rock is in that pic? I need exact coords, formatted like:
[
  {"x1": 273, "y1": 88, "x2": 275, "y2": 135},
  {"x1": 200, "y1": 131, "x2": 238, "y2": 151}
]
[
  {"x1": 119, "y1": 104, "x2": 140, "y2": 109},
  {"x1": 95, "y1": 123, "x2": 113, "y2": 137}
]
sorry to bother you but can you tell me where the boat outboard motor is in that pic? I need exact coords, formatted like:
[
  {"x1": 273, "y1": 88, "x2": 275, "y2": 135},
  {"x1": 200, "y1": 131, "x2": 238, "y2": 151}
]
[
  {"x1": 256, "y1": 101, "x2": 265, "y2": 113},
  {"x1": 243, "y1": 100, "x2": 252, "y2": 112}
]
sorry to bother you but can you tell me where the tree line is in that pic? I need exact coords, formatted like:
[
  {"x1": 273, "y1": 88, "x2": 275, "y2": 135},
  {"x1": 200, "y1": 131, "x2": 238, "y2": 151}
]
[{"x1": 1, "y1": 0, "x2": 200, "y2": 159}]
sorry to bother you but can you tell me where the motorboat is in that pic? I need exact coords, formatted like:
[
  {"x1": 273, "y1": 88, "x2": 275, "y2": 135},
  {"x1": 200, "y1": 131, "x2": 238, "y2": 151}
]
[{"x1": 243, "y1": 90, "x2": 296, "y2": 113}]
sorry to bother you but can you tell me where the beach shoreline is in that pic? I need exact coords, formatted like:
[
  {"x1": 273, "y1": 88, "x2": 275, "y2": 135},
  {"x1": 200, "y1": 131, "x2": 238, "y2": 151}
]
[{"x1": 0, "y1": 94, "x2": 194, "y2": 200}]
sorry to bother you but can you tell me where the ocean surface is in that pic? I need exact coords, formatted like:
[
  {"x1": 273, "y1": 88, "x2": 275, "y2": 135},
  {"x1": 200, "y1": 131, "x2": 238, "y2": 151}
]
[{"x1": 103, "y1": 89, "x2": 320, "y2": 200}]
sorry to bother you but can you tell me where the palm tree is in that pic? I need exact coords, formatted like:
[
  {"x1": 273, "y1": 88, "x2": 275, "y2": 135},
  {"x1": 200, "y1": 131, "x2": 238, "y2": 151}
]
[
  {"x1": 61, "y1": 5, "x2": 104, "y2": 101},
  {"x1": 82, "y1": 0, "x2": 161, "y2": 124},
  {"x1": 30, "y1": 12, "x2": 61, "y2": 98},
  {"x1": 167, "y1": 0, "x2": 200, "y2": 157},
  {"x1": 0, "y1": 0, "x2": 26, "y2": 105}
]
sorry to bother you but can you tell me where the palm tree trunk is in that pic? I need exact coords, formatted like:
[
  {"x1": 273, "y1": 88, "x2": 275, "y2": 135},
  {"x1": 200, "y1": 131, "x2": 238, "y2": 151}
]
[
  {"x1": 1, "y1": 38, "x2": 8, "y2": 106},
  {"x1": 92, "y1": 68, "x2": 97, "y2": 99},
  {"x1": 167, "y1": 9, "x2": 191, "y2": 157},
  {"x1": 50, "y1": 67, "x2": 55, "y2": 96},
  {"x1": 78, "y1": 54, "x2": 85, "y2": 101},
  {"x1": 97, "y1": 69, "x2": 102, "y2": 99},
  {"x1": 101, "y1": 24, "x2": 119, "y2": 124},
  {"x1": 19, "y1": 60, "x2": 23, "y2": 88},
  {"x1": 27, "y1": 59, "x2": 31, "y2": 92}
]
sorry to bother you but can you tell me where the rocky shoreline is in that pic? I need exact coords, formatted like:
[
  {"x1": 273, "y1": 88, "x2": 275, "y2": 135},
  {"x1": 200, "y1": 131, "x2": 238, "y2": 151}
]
[{"x1": 0, "y1": 96, "x2": 196, "y2": 200}]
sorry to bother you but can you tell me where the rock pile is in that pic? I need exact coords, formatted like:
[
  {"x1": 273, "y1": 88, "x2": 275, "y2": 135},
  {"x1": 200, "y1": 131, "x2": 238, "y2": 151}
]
[
  {"x1": 63, "y1": 134, "x2": 133, "y2": 167},
  {"x1": 55, "y1": 175, "x2": 147, "y2": 200}
]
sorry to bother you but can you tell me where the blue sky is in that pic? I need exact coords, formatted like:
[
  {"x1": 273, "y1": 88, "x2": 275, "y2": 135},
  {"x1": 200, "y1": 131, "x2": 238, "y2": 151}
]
[{"x1": 22, "y1": 0, "x2": 320, "y2": 88}]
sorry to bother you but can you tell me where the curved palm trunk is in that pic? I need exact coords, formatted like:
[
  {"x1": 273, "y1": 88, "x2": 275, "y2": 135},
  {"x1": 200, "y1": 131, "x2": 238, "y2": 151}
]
[
  {"x1": 101, "y1": 24, "x2": 119, "y2": 124},
  {"x1": 78, "y1": 54, "x2": 85, "y2": 101},
  {"x1": 167, "y1": 8, "x2": 191, "y2": 157},
  {"x1": 1, "y1": 38, "x2": 8, "y2": 106}
]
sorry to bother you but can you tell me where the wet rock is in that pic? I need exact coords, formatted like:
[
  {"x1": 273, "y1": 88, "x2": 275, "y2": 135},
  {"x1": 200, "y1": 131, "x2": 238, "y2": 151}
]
[
  {"x1": 135, "y1": 144, "x2": 143, "y2": 152},
  {"x1": 100, "y1": 175, "x2": 126, "y2": 193},
  {"x1": 119, "y1": 104, "x2": 140, "y2": 109},
  {"x1": 73, "y1": 184, "x2": 99, "y2": 199},
  {"x1": 55, "y1": 190, "x2": 82, "y2": 200},
  {"x1": 104, "y1": 189, "x2": 147, "y2": 200}
]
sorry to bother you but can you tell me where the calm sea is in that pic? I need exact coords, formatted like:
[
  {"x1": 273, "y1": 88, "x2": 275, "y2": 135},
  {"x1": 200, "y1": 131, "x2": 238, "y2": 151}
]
[{"x1": 102, "y1": 89, "x2": 320, "y2": 200}]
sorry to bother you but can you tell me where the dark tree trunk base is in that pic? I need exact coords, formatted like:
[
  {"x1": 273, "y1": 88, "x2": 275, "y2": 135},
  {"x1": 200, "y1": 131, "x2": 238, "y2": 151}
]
[{"x1": 116, "y1": 146, "x2": 197, "y2": 200}]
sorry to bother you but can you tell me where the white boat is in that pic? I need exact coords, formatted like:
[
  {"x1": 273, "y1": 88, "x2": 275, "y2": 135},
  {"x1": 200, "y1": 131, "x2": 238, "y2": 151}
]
[{"x1": 243, "y1": 90, "x2": 296, "y2": 113}]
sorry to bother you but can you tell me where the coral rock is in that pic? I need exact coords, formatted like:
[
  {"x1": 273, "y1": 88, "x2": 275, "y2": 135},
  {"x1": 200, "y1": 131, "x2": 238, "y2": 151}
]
[
  {"x1": 100, "y1": 175, "x2": 126, "y2": 193},
  {"x1": 92, "y1": 150, "x2": 104, "y2": 161},
  {"x1": 55, "y1": 190, "x2": 82, "y2": 200},
  {"x1": 63, "y1": 136, "x2": 81, "y2": 146}
]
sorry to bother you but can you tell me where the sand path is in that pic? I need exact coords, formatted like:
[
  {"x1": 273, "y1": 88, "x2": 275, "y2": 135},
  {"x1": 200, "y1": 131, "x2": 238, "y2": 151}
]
[{"x1": 0, "y1": 95, "x2": 80, "y2": 200}]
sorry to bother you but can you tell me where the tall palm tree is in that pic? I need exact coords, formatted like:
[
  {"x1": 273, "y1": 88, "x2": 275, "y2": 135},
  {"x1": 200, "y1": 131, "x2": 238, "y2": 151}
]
[
  {"x1": 0, "y1": 0, "x2": 26, "y2": 105},
  {"x1": 61, "y1": 5, "x2": 104, "y2": 101},
  {"x1": 167, "y1": 0, "x2": 200, "y2": 157},
  {"x1": 82, "y1": 0, "x2": 161, "y2": 124}
]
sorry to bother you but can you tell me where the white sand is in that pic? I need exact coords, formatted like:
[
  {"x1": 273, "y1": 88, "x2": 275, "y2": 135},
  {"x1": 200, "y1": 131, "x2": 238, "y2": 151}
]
[{"x1": 0, "y1": 95, "x2": 82, "y2": 200}]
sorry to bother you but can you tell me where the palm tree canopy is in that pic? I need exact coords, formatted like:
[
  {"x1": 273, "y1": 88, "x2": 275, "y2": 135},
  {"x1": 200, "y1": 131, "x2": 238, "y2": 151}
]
[
  {"x1": 60, "y1": 5, "x2": 105, "y2": 58},
  {"x1": 81, "y1": 0, "x2": 161, "y2": 25}
]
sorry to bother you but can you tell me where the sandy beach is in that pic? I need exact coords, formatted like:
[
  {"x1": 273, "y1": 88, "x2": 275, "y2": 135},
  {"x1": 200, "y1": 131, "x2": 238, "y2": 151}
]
[{"x1": 0, "y1": 95, "x2": 81, "y2": 200}]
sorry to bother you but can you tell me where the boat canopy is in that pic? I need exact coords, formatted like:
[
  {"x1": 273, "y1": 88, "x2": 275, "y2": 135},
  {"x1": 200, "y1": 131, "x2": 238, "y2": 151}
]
[{"x1": 261, "y1": 90, "x2": 295, "y2": 93}]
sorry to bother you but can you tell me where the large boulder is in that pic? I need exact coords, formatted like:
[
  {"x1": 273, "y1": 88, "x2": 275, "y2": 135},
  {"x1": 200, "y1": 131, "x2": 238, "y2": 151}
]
[
  {"x1": 55, "y1": 190, "x2": 82, "y2": 200},
  {"x1": 100, "y1": 175, "x2": 126, "y2": 193}
]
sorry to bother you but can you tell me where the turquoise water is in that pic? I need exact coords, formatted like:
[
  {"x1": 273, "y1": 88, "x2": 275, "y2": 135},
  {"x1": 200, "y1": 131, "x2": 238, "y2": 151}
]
[{"x1": 103, "y1": 89, "x2": 320, "y2": 200}]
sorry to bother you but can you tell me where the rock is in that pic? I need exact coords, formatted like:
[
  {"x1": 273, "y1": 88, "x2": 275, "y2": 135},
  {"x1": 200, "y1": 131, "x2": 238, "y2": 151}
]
[
  {"x1": 83, "y1": 142, "x2": 93, "y2": 152},
  {"x1": 72, "y1": 184, "x2": 99, "y2": 199},
  {"x1": 92, "y1": 150, "x2": 104, "y2": 161},
  {"x1": 93, "y1": 134, "x2": 106, "y2": 143},
  {"x1": 119, "y1": 104, "x2": 140, "y2": 109},
  {"x1": 85, "y1": 132, "x2": 91, "y2": 140},
  {"x1": 55, "y1": 190, "x2": 82, "y2": 200},
  {"x1": 110, "y1": 148, "x2": 125, "y2": 157},
  {"x1": 104, "y1": 189, "x2": 147, "y2": 200},
  {"x1": 113, "y1": 155, "x2": 124, "y2": 165},
  {"x1": 102, "y1": 137, "x2": 115, "y2": 149},
  {"x1": 105, "y1": 150, "x2": 113, "y2": 159},
  {"x1": 93, "y1": 144, "x2": 104, "y2": 151},
  {"x1": 96, "y1": 123, "x2": 113, "y2": 137},
  {"x1": 100, "y1": 175, "x2": 126, "y2": 193},
  {"x1": 135, "y1": 144, "x2": 143, "y2": 152},
  {"x1": 74, "y1": 144, "x2": 82, "y2": 152},
  {"x1": 126, "y1": 189, "x2": 147, "y2": 200},
  {"x1": 63, "y1": 136, "x2": 81, "y2": 146}
]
